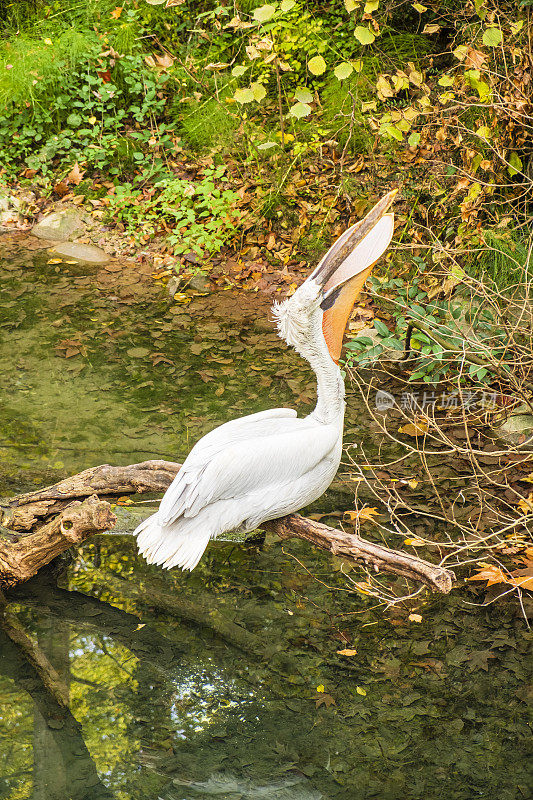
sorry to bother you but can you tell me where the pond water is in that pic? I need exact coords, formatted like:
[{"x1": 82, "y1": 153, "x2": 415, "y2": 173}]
[{"x1": 0, "y1": 239, "x2": 531, "y2": 800}]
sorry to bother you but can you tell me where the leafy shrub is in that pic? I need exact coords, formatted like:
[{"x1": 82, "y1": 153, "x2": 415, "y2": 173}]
[{"x1": 107, "y1": 167, "x2": 240, "y2": 257}]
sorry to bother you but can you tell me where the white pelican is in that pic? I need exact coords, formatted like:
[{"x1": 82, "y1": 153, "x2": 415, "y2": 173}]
[{"x1": 135, "y1": 190, "x2": 397, "y2": 570}]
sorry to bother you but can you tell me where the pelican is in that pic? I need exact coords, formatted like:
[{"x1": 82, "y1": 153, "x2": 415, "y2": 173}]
[{"x1": 135, "y1": 190, "x2": 396, "y2": 570}]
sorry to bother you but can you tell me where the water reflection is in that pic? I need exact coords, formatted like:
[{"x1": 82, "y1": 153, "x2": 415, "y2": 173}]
[{"x1": 1, "y1": 538, "x2": 531, "y2": 800}]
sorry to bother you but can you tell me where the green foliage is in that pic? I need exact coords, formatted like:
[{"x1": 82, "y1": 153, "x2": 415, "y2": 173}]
[
  {"x1": 0, "y1": 3, "x2": 169, "y2": 176},
  {"x1": 107, "y1": 166, "x2": 240, "y2": 257},
  {"x1": 344, "y1": 263, "x2": 510, "y2": 386}
]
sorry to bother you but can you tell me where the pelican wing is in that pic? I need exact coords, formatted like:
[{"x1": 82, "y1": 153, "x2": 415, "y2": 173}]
[{"x1": 158, "y1": 409, "x2": 338, "y2": 526}]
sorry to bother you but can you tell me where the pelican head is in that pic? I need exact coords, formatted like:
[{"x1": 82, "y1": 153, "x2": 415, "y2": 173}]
[{"x1": 273, "y1": 189, "x2": 397, "y2": 364}]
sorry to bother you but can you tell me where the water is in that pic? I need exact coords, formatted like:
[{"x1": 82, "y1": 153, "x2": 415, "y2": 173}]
[{"x1": 0, "y1": 239, "x2": 531, "y2": 800}]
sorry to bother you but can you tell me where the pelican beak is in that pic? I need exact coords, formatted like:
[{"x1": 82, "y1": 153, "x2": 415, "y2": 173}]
[{"x1": 312, "y1": 189, "x2": 397, "y2": 363}]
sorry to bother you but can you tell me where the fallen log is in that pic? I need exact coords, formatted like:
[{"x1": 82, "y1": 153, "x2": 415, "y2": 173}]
[
  {"x1": 0, "y1": 495, "x2": 116, "y2": 589},
  {"x1": 0, "y1": 461, "x2": 454, "y2": 592}
]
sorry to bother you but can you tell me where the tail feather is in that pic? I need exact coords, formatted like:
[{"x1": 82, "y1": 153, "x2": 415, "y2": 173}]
[{"x1": 135, "y1": 513, "x2": 211, "y2": 571}]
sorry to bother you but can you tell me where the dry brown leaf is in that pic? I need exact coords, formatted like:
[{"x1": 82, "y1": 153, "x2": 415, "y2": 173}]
[{"x1": 67, "y1": 162, "x2": 85, "y2": 186}]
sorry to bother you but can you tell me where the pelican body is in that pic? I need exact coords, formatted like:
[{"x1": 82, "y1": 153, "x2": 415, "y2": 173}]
[{"x1": 135, "y1": 191, "x2": 396, "y2": 570}]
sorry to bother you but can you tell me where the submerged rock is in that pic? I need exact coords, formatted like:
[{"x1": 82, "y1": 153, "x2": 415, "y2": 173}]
[
  {"x1": 50, "y1": 241, "x2": 110, "y2": 264},
  {"x1": 32, "y1": 209, "x2": 82, "y2": 242},
  {"x1": 189, "y1": 274, "x2": 210, "y2": 292}
]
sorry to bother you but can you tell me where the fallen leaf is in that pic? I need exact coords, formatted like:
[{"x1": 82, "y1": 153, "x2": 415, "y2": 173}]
[
  {"x1": 356, "y1": 686, "x2": 367, "y2": 696},
  {"x1": 408, "y1": 613, "x2": 423, "y2": 623},
  {"x1": 344, "y1": 507, "x2": 380, "y2": 524},
  {"x1": 399, "y1": 419, "x2": 429, "y2": 437},
  {"x1": 315, "y1": 692, "x2": 336, "y2": 708},
  {"x1": 67, "y1": 162, "x2": 85, "y2": 185},
  {"x1": 337, "y1": 648, "x2": 357, "y2": 656}
]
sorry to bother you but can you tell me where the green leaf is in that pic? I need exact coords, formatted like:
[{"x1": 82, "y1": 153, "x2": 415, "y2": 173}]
[
  {"x1": 294, "y1": 87, "x2": 313, "y2": 103},
  {"x1": 354, "y1": 25, "x2": 375, "y2": 45},
  {"x1": 289, "y1": 101, "x2": 312, "y2": 118},
  {"x1": 412, "y1": 2, "x2": 427, "y2": 11},
  {"x1": 334, "y1": 62, "x2": 353, "y2": 81},
  {"x1": 408, "y1": 131, "x2": 421, "y2": 147},
  {"x1": 374, "y1": 319, "x2": 389, "y2": 337},
  {"x1": 482, "y1": 26, "x2": 502, "y2": 47},
  {"x1": 234, "y1": 87, "x2": 255, "y2": 104},
  {"x1": 475, "y1": 125, "x2": 491, "y2": 140},
  {"x1": 232, "y1": 65, "x2": 248, "y2": 77},
  {"x1": 508, "y1": 151, "x2": 522, "y2": 177},
  {"x1": 280, "y1": 0, "x2": 296, "y2": 10},
  {"x1": 253, "y1": 4, "x2": 277, "y2": 23},
  {"x1": 382, "y1": 123, "x2": 403, "y2": 141},
  {"x1": 66, "y1": 113, "x2": 82, "y2": 128},
  {"x1": 308, "y1": 55, "x2": 326, "y2": 76},
  {"x1": 438, "y1": 75, "x2": 454, "y2": 87},
  {"x1": 364, "y1": 0, "x2": 379, "y2": 11}
]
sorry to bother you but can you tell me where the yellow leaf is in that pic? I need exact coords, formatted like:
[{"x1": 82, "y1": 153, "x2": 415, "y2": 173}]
[
  {"x1": 408, "y1": 613, "x2": 423, "y2": 623},
  {"x1": 251, "y1": 81, "x2": 266, "y2": 101},
  {"x1": 354, "y1": 581, "x2": 374, "y2": 595},
  {"x1": 398, "y1": 419, "x2": 429, "y2": 437},
  {"x1": 316, "y1": 684, "x2": 325, "y2": 693},
  {"x1": 518, "y1": 492, "x2": 533, "y2": 514},
  {"x1": 404, "y1": 538, "x2": 426, "y2": 547},
  {"x1": 47, "y1": 258, "x2": 63, "y2": 264},
  {"x1": 344, "y1": 507, "x2": 380, "y2": 523},
  {"x1": 344, "y1": 0, "x2": 359, "y2": 11},
  {"x1": 364, "y1": 0, "x2": 379, "y2": 11},
  {"x1": 356, "y1": 686, "x2": 367, "y2": 696},
  {"x1": 308, "y1": 55, "x2": 326, "y2": 76},
  {"x1": 408, "y1": 478, "x2": 419, "y2": 489},
  {"x1": 354, "y1": 25, "x2": 375, "y2": 45},
  {"x1": 412, "y1": 2, "x2": 427, "y2": 11},
  {"x1": 43, "y1": 38, "x2": 53, "y2": 45},
  {"x1": 337, "y1": 648, "x2": 357, "y2": 656},
  {"x1": 376, "y1": 75, "x2": 394, "y2": 98},
  {"x1": 468, "y1": 563, "x2": 508, "y2": 586},
  {"x1": 88, "y1": 116, "x2": 97, "y2": 125}
]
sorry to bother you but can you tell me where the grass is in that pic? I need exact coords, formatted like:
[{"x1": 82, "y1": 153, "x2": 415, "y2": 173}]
[
  {"x1": 179, "y1": 97, "x2": 240, "y2": 152},
  {"x1": 477, "y1": 230, "x2": 532, "y2": 291}
]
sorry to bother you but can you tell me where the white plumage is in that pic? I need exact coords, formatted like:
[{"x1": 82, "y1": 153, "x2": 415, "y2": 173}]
[{"x1": 135, "y1": 191, "x2": 397, "y2": 570}]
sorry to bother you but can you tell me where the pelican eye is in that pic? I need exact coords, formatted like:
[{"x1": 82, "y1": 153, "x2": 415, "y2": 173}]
[{"x1": 320, "y1": 286, "x2": 341, "y2": 311}]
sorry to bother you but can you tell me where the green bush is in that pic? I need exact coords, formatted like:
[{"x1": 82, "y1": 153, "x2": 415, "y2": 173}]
[{"x1": 107, "y1": 167, "x2": 240, "y2": 257}]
